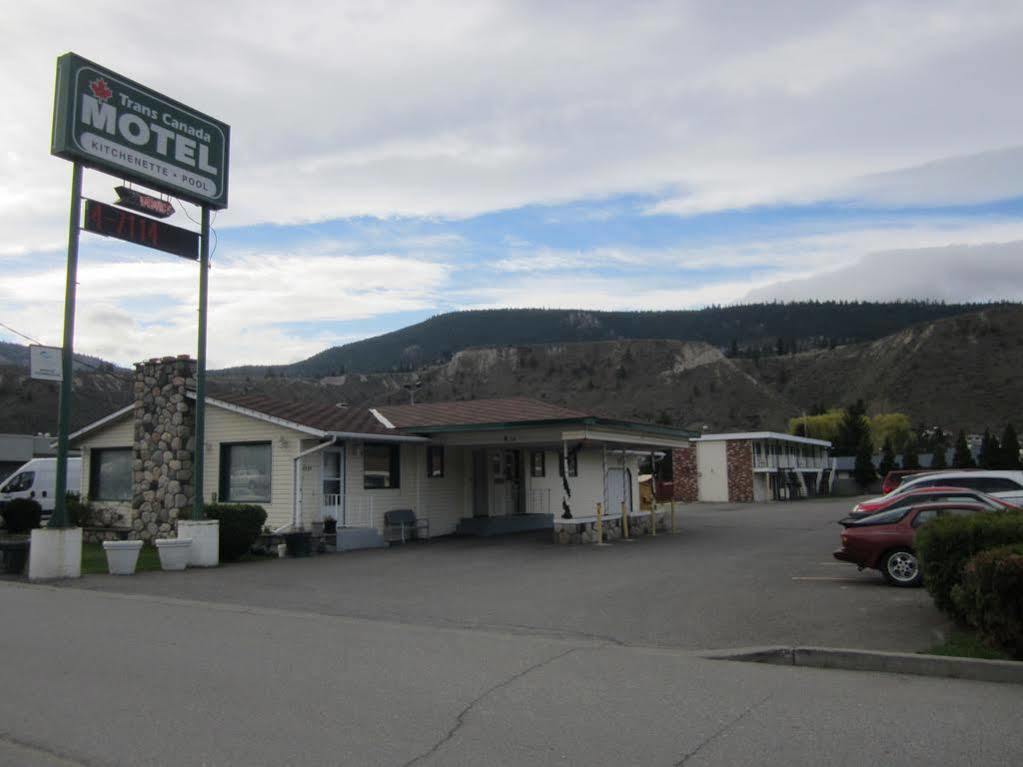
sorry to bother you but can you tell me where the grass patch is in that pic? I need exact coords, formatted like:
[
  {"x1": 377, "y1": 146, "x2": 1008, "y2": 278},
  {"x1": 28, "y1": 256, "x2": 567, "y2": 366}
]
[
  {"x1": 81, "y1": 542, "x2": 163, "y2": 575},
  {"x1": 921, "y1": 629, "x2": 1011, "y2": 661}
]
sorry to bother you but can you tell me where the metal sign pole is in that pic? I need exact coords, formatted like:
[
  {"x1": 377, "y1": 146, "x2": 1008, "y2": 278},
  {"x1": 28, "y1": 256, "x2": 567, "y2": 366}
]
[
  {"x1": 192, "y1": 206, "x2": 210, "y2": 520},
  {"x1": 49, "y1": 162, "x2": 83, "y2": 529}
]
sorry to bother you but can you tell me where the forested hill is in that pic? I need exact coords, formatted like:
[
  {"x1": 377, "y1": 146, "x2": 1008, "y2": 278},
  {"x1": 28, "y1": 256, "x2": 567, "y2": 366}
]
[{"x1": 216, "y1": 301, "x2": 1006, "y2": 378}]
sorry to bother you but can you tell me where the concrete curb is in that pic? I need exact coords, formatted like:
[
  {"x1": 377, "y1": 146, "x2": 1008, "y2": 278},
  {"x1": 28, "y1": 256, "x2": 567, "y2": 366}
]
[{"x1": 701, "y1": 645, "x2": 1023, "y2": 686}]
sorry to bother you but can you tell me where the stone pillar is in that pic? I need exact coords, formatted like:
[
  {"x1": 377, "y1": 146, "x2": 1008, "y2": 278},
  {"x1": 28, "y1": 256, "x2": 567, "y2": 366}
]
[
  {"x1": 672, "y1": 447, "x2": 698, "y2": 503},
  {"x1": 726, "y1": 440, "x2": 754, "y2": 503},
  {"x1": 131, "y1": 355, "x2": 197, "y2": 542}
]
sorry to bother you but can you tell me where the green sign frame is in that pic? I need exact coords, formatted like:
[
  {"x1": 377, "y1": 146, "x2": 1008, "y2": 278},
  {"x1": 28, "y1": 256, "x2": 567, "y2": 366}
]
[{"x1": 51, "y1": 52, "x2": 230, "y2": 209}]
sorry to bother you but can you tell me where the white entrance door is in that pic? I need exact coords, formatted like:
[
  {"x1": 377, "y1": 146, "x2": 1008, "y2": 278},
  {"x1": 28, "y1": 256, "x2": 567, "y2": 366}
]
[
  {"x1": 322, "y1": 448, "x2": 345, "y2": 524},
  {"x1": 605, "y1": 467, "x2": 633, "y2": 516}
]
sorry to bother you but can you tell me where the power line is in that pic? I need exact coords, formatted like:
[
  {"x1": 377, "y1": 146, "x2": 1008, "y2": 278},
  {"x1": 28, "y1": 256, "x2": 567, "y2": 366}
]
[
  {"x1": 0, "y1": 321, "x2": 43, "y2": 346},
  {"x1": 0, "y1": 318, "x2": 135, "y2": 384}
]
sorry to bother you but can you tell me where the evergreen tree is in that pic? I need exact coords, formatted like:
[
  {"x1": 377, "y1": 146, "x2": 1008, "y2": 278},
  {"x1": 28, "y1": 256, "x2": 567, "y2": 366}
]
[
  {"x1": 853, "y1": 435, "x2": 877, "y2": 490},
  {"x1": 979, "y1": 429, "x2": 1000, "y2": 469},
  {"x1": 1000, "y1": 423, "x2": 1021, "y2": 470},
  {"x1": 878, "y1": 437, "x2": 897, "y2": 477},
  {"x1": 930, "y1": 442, "x2": 948, "y2": 469},
  {"x1": 953, "y1": 430, "x2": 976, "y2": 469},
  {"x1": 901, "y1": 438, "x2": 920, "y2": 470},
  {"x1": 835, "y1": 400, "x2": 869, "y2": 455}
]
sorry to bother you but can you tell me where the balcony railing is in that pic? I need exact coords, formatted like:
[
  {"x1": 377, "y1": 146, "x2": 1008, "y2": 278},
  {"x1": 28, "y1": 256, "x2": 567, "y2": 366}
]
[{"x1": 753, "y1": 455, "x2": 829, "y2": 470}]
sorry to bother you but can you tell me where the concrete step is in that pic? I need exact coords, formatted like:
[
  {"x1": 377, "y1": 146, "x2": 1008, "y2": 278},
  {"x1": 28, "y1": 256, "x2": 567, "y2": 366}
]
[
  {"x1": 455, "y1": 513, "x2": 553, "y2": 537},
  {"x1": 336, "y1": 526, "x2": 388, "y2": 551}
]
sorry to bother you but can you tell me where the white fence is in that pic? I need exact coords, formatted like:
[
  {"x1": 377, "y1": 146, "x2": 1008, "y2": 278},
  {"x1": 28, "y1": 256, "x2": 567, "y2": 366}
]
[
  {"x1": 342, "y1": 496, "x2": 376, "y2": 529},
  {"x1": 527, "y1": 488, "x2": 552, "y2": 516}
]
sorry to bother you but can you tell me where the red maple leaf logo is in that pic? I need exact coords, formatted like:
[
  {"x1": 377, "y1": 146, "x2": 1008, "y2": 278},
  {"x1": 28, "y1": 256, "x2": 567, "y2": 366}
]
[{"x1": 89, "y1": 78, "x2": 113, "y2": 102}]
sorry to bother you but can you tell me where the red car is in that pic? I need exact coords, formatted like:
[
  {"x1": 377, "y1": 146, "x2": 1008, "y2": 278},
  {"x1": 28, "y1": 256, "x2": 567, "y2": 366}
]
[
  {"x1": 845, "y1": 485, "x2": 1016, "y2": 521},
  {"x1": 881, "y1": 469, "x2": 934, "y2": 495},
  {"x1": 833, "y1": 501, "x2": 990, "y2": 586}
]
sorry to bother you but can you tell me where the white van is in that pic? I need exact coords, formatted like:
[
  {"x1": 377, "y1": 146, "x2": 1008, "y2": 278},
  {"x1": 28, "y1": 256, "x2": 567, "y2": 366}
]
[{"x1": 0, "y1": 457, "x2": 82, "y2": 513}]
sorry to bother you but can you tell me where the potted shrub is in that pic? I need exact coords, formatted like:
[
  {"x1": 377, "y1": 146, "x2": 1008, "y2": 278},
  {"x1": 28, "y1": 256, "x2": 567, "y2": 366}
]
[{"x1": 102, "y1": 540, "x2": 144, "y2": 575}]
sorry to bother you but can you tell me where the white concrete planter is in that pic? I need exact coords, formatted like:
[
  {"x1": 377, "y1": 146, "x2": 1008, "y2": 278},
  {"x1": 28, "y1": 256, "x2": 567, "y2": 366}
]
[
  {"x1": 176, "y1": 520, "x2": 220, "y2": 567},
  {"x1": 155, "y1": 538, "x2": 192, "y2": 571},
  {"x1": 102, "y1": 540, "x2": 143, "y2": 575},
  {"x1": 28, "y1": 527, "x2": 82, "y2": 581}
]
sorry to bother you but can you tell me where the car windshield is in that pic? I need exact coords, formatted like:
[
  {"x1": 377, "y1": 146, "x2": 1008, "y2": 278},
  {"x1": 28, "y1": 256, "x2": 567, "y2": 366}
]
[{"x1": 851, "y1": 507, "x2": 910, "y2": 526}]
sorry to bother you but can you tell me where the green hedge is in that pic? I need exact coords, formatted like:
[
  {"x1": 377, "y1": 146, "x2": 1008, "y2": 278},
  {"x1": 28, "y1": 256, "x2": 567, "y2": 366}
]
[
  {"x1": 1, "y1": 498, "x2": 43, "y2": 534},
  {"x1": 916, "y1": 511, "x2": 1023, "y2": 618},
  {"x1": 952, "y1": 545, "x2": 1023, "y2": 659},
  {"x1": 202, "y1": 504, "x2": 267, "y2": 561},
  {"x1": 65, "y1": 493, "x2": 93, "y2": 528}
]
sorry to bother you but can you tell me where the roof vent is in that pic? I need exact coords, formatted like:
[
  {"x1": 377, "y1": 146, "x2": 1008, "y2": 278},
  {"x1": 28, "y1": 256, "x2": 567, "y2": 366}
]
[{"x1": 335, "y1": 401, "x2": 349, "y2": 409}]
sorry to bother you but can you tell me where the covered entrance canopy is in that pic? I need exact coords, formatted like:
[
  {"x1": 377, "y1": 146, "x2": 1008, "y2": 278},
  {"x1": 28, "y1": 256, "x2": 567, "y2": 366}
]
[{"x1": 372, "y1": 398, "x2": 695, "y2": 539}]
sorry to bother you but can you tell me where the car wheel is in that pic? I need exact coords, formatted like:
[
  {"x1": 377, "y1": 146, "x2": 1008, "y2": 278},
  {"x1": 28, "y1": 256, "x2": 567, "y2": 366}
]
[{"x1": 882, "y1": 548, "x2": 922, "y2": 587}]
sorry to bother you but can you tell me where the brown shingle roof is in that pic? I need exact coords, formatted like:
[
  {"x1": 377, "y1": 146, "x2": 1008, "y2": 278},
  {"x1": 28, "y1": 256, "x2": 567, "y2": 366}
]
[
  {"x1": 376, "y1": 397, "x2": 590, "y2": 429},
  {"x1": 207, "y1": 392, "x2": 392, "y2": 435}
]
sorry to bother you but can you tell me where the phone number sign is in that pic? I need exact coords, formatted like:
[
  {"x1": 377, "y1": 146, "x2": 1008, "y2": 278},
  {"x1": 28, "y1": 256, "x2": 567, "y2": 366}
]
[
  {"x1": 84, "y1": 199, "x2": 199, "y2": 260},
  {"x1": 52, "y1": 53, "x2": 230, "y2": 210}
]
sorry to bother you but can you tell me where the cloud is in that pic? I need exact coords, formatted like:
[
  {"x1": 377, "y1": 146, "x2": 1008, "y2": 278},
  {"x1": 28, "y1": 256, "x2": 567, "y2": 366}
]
[
  {"x1": 457, "y1": 274, "x2": 768, "y2": 313},
  {"x1": 0, "y1": 245, "x2": 450, "y2": 368},
  {"x1": 5, "y1": 0, "x2": 1023, "y2": 252},
  {"x1": 3, "y1": 1, "x2": 1022, "y2": 367},
  {"x1": 744, "y1": 240, "x2": 1023, "y2": 303}
]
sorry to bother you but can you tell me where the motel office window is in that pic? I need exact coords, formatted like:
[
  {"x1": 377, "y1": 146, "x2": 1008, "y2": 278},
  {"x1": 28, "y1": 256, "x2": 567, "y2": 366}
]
[
  {"x1": 530, "y1": 450, "x2": 545, "y2": 477},
  {"x1": 427, "y1": 446, "x2": 444, "y2": 478},
  {"x1": 219, "y1": 442, "x2": 271, "y2": 503},
  {"x1": 364, "y1": 444, "x2": 401, "y2": 489},
  {"x1": 89, "y1": 448, "x2": 132, "y2": 502}
]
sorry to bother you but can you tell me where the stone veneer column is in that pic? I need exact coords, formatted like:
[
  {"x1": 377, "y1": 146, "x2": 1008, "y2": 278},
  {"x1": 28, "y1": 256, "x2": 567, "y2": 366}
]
[
  {"x1": 726, "y1": 440, "x2": 754, "y2": 503},
  {"x1": 672, "y1": 447, "x2": 699, "y2": 503},
  {"x1": 131, "y1": 355, "x2": 197, "y2": 542}
]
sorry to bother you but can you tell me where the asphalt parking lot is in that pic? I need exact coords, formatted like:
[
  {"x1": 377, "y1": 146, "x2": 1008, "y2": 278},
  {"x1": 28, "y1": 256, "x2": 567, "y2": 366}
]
[
  {"x1": 5, "y1": 497, "x2": 1017, "y2": 767},
  {"x1": 68, "y1": 496, "x2": 949, "y2": 653}
]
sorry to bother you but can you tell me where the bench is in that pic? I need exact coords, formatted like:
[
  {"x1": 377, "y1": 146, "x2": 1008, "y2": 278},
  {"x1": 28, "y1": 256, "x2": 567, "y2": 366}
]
[{"x1": 383, "y1": 509, "x2": 429, "y2": 544}]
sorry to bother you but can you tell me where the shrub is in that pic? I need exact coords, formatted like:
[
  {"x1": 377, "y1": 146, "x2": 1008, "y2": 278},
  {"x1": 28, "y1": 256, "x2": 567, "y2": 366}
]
[
  {"x1": 65, "y1": 493, "x2": 93, "y2": 527},
  {"x1": 1, "y1": 498, "x2": 43, "y2": 534},
  {"x1": 951, "y1": 545, "x2": 1023, "y2": 659},
  {"x1": 202, "y1": 504, "x2": 267, "y2": 561},
  {"x1": 916, "y1": 510, "x2": 1023, "y2": 618}
]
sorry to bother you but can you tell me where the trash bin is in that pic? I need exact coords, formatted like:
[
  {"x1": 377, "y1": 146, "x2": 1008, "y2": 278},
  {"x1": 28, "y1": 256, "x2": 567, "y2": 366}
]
[
  {"x1": 284, "y1": 531, "x2": 312, "y2": 558},
  {"x1": 0, "y1": 539, "x2": 30, "y2": 575}
]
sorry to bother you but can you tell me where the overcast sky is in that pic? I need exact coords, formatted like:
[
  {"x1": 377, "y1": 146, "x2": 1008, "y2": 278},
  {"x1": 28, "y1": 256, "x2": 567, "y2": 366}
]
[{"x1": 2, "y1": 0, "x2": 1022, "y2": 367}]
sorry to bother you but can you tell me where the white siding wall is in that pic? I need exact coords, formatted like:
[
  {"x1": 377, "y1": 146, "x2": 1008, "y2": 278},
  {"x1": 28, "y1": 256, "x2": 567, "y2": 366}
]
[
  {"x1": 341, "y1": 442, "x2": 468, "y2": 537},
  {"x1": 297, "y1": 439, "x2": 329, "y2": 529},
  {"x1": 202, "y1": 406, "x2": 311, "y2": 530},
  {"x1": 79, "y1": 415, "x2": 134, "y2": 523},
  {"x1": 521, "y1": 447, "x2": 639, "y2": 520},
  {"x1": 523, "y1": 449, "x2": 561, "y2": 517},
  {"x1": 696, "y1": 440, "x2": 729, "y2": 502}
]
